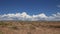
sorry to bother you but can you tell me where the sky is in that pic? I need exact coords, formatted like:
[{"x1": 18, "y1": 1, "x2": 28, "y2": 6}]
[{"x1": 0, "y1": 0, "x2": 60, "y2": 21}]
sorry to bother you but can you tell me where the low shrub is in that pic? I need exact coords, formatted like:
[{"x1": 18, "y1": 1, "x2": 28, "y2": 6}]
[
  {"x1": 11, "y1": 26, "x2": 19, "y2": 30},
  {"x1": 49, "y1": 25, "x2": 60, "y2": 28}
]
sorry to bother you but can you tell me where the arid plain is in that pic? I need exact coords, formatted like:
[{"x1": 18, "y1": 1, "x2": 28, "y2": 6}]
[{"x1": 0, "y1": 21, "x2": 60, "y2": 34}]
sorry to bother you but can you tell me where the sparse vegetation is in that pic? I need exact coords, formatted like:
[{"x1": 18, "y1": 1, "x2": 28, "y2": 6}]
[
  {"x1": 0, "y1": 21, "x2": 60, "y2": 34},
  {"x1": 0, "y1": 21, "x2": 8, "y2": 27},
  {"x1": 10, "y1": 26, "x2": 19, "y2": 30},
  {"x1": 27, "y1": 32, "x2": 31, "y2": 34},
  {"x1": 29, "y1": 25, "x2": 36, "y2": 30},
  {"x1": 0, "y1": 31, "x2": 3, "y2": 34},
  {"x1": 49, "y1": 25, "x2": 60, "y2": 28}
]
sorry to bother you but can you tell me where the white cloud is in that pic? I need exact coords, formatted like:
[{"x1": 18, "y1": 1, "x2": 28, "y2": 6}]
[
  {"x1": 46, "y1": 12, "x2": 60, "y2": 21},
  {"x1": 0, "y1": 12, "x2": 60, "y2": 21},
  {"x1": 57, "y1": 5, "x2": 60, "y2": 7}
]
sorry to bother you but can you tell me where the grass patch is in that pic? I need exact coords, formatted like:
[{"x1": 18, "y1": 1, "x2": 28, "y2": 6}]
[{"x1": 0, "y1": 31, "x2": 3, "y2": 34}]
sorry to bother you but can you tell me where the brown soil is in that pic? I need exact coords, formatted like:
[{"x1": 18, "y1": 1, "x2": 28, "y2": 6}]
[{"x1": 0, "y1": 21, "x2": 60, "y2": 34}]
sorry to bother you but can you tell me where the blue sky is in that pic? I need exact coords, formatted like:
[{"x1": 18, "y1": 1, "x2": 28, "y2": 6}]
[
  {"x1": 0, "y1": 0, "x2": 60, "y2": 21},
  {"x1": 0, "y1": 0, "x2": 60, "y2": 16}
]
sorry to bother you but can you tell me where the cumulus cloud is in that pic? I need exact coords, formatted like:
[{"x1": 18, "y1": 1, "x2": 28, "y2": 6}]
[
  {"x1": 0, "y1": 12, "x2": 60, "y2": 21},
  {"x1": 46, "y1": 12, "x2": 60, "y2": 21}
]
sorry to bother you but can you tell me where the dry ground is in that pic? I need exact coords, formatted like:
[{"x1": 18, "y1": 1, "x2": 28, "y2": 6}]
[{"x1": 0, "y1": 21, "x2": 60, "y2": 34}]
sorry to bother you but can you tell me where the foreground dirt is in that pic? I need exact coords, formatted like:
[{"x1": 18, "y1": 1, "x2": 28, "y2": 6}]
[{"x1": 0, "y1": 21, "x2": 60, "y2": 34}]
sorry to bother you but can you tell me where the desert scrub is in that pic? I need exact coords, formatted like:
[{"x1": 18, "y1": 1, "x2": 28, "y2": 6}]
[
  {"x1": 29, "y1": 25, "x2": 36, "y2": 30},
  {"x1": 0, "y1": 21, "x2": 8, "y2": 27},
  {"x1": 0, "y1": 31, "x2": 3, "y2": 34},
  {"x1": 49, "y1": 25, "x2": 60, "y2": 28},
  {"x1": 20, "y1": 22, "x2": 26, "y2": 25},
  {"x1": 10, "y1": 26, "x2": 19, "y2": 30},
  {"x1": 31, "y1": 23, "x2": 40, "y2": 27},
  {"x1": 27, "y1": 32, "x2": 31, "y2": 34}
]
